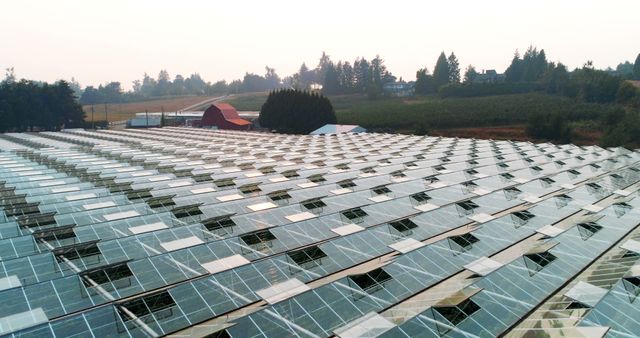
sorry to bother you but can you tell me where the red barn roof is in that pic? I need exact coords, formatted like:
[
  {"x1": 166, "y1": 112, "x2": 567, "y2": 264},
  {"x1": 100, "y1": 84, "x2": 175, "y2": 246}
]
[{"x1": 201, "y1": 103, "x2": 252, "y2": 130}]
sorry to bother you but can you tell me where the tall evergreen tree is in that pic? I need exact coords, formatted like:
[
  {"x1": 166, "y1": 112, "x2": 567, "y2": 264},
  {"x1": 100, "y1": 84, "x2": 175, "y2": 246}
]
[
  {"x1": 633, "y1": 53, "x2": 640, "y2": 80},
  {"x1": 354, "y1": 58, "x2": 370, "y2": 93},
  {"x1": 433, "y1": 52, "x2": 450, "y2": 89},
  {"x1": 505, "y1": 50, "x2": 524, "y2": 82},
  {"x1": 322, "y1": 62, "x2": 340, "y2": 95},
  {"x1": 521, "y1": 46, "x2": 547, "y2": 81},
  {"x1": 447, "y1": 53, "x2": 461, "y2": 83}
]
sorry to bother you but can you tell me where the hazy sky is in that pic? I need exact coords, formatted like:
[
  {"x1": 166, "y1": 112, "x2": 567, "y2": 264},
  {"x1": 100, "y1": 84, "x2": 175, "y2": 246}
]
[{"x1": 2, "y1": 0, "x2": 639, "y2": 90}]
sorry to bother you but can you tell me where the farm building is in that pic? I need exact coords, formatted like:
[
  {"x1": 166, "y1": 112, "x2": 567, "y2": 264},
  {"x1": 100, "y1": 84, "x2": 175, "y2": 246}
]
[
  {"x1": 0, "y1": 128, "x2": 639, "y2": 337},
  {"x1": 310, "y1": 124, "x2": 367, "y2": 135},
  {"x1": 201, "y1": 103, "x2": 252, "y2": 130},
  {"x1": 125, "y1": 116, "x2": 161, "y2": 128}
]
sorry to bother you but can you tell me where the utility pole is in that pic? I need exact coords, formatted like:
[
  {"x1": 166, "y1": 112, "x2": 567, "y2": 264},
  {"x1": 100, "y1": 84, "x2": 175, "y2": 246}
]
[
  {"x1": 104, "y1": 102, "x2": 108, "y2": 128},
  {"x1": 146, "y1": 109, "x2": 149, "y2": 128},
  {"x1": 91, "y1": 105, "x2": 95, "y2": 129}
]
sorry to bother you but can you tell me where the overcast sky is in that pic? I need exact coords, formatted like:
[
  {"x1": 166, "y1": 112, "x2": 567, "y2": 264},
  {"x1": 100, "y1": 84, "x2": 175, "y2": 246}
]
[{"x1": 1, "y1": 0, "x2": 639, "y2": 90}]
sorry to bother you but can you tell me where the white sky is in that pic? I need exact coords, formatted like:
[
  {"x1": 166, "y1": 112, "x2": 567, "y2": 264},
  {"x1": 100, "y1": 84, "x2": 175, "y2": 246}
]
[{"x1": 1, "y1": 0, "x2": 639, "y2": 90}]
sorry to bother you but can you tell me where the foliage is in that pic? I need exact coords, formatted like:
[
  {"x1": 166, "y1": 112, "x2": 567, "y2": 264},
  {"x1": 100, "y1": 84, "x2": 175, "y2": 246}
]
[
  {"x1": 525, "y1": 112, "x2": 572, "y2": 143},
  {"x1": 259, "y1": 89, "x2": 337, "y2": 134},
  {"x1": 447, "y1": 53, "x2": 460, "y2": 84},
  {"x1": 505, "y1": 46, "x2": 548, "y2": 82},
  {"x1": 289, "y1": 53, "x2": 396, "y2": 98},
  {"x1": 415, "y1": 68, "x2": 435, "y2": 95},
  {"x1": 599, "y1": 108, "x2": 640, "y2": 148},
  {"x1": 634, "y1": 53, "x2": 640, "y2": 80},
  {"x1": 616, "y1": 61, "x2": 634, "y2": 77},
  {"x1": 616, "y1": 81, "x2": 639, "y2": 104},
  {"x1": 540, "y1": 63, "x2": 570, "y2": 94},
  {"x1": 439, "y1": 82, "x2": 541, "y2": 97},
  {"x1": 463, "y1": 65, "x2": 478, "y2": 84},
  {"x1": 433, "y1": 52, "x2": 450, "y2": 89},
  {"x1": 337, "y1": 93, "x2": 607, "y2": 131},
  {"x1": 0, "y1": 79, "x2": 85, "y2": 132},
  {"x1": 79, "y1": 68, "x2": 282, "y2": 105},
  {"x1": 571, "y1": 65, "x2": 623, "y2": 103}
]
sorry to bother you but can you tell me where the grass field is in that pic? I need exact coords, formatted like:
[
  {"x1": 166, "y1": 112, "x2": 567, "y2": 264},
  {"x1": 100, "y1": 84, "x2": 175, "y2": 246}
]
[
  {"x1": 82, "y1": 95, "x2": 217, "y2": 122},
  {"x1": 221, "y1": 92, "x2": 606, "y2": 128},
  {"x1": 221, "y1": 92, "x2": 269, "y2": 111},
  {"x1": 221, "y1": 91, "x2": 607, "y2": 143},
  {"x1": 94, "y1": 91, "x2": 608, "y2": 144}
]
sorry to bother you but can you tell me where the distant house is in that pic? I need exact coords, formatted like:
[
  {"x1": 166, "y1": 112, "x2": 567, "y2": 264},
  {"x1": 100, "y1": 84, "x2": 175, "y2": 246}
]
[
  {"x1": 473, "y1": 70, "x2": 505, "y2": 84},
  {"x1": 201, "y1": 103, "x2": 252, "y2": 130},
  {"x1": 383, "y1": 82, "x2": 415, "y2": 97},
  {"x1": 310, "y1": 124, "x2": 367, "y2": 135}
]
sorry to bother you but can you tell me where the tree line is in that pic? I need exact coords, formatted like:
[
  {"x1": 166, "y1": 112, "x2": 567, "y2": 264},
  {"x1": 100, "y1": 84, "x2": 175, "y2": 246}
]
[
  {"x1": 438, "y1": 47, "x2": 640, "y2": 105},
  {"x1": 78, "y1": 52, "x2": 400, "y2": 104},
  {"x1": 0, "y1": 71, "x2": 85, "y2": 132},
  {"x1": 293, "y1": 52, "x2": 397, "y2": 99},
  {"x1": 66, "y1": 49, "x2": 640, "y2": 106}
]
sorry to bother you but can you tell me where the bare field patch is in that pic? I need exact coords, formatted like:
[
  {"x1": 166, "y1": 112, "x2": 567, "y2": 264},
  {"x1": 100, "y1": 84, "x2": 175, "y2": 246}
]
[{"x1": 82, "y1": 96, "x2": 216, "y2": 122}]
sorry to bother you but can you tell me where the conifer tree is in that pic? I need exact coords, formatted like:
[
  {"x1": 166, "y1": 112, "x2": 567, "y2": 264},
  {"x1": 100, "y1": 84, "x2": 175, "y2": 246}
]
[
  {"x1": 259, "y1": 89, "x2": 337, "y2": 134},
  {"x1": 633, "y1": 53, "x2": 640, "y2": 80},
  {"x1": 433, "y1": 52, "x2": 450, "y2": 89},
  {"x1": 447, "y1": 52, "x2": 461, "y2": 83}
]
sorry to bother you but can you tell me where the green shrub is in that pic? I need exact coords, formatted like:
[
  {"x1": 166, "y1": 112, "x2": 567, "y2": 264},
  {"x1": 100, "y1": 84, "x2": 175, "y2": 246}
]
[{"x1": 525, "y1": 112, "x2": 572, "y2": 143}]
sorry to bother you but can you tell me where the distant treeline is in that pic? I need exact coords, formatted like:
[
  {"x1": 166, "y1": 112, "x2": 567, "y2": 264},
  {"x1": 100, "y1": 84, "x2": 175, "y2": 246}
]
[
  {"x1": 77, "y1": 52, "x2": 398, "y2": 104},
  {"x1": 439, "y1": 48, "x2": 640, "y2": 106},
  {"x1": 69, "y1": 48, "x2": 640, "y2": 106},
  {"x1": 0, "y1": 77, "x2": 85, "y2": 132}
]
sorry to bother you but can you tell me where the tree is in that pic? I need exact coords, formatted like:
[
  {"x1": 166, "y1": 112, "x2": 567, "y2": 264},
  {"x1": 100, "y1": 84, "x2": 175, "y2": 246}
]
[
  {"x1": 505, "y1": 50, "x2": 524, "y2": 82},
  {"x1": 322, "y1": 62, "x2": 340, "y2": 95},
  {"x1": 101, "y1": 82, "x2": 123, "y2": 103},
  {"x1": 634, "y1": 53, "x2": 640, "y2": 80},
  {"x1": 447, "y1": 53, "x2": 460, "y2": 83},
  {"x1": 368, "y1": 55, "x2": 386, "y2": 99},
  {"x1": 354, "y1": 58, "x2": 370, "y2": 93},
  {"x1": 173, "y1": 74, "x2": 185, "y2": 95},
  {"x1": 0, "y1": 79, "x2": 84, "y2": 132},
  {"x1": 433, "y1": 52, "x2": 450, "y2": 89},
  {"x1": 259, "y1": 89, "x2": 337, "y2": 134},
  {"x1": 339, "y1": 62, "x2": 355, "y2": 93},
  {"x1": 616, "y1": 81, "x2": 638, "y2": 104},
  {"x1": 210, "y1": 80, "x2": 228, "y2": 94},
  {"x1": 521, "y1": 47, "x2": 548, "y2": 81},
  {"x1": 132, "y1": 80, "x2": 142, "y2": 93},
  {"x1": 293, "y1": 63, "x2": 314, "y2": 90},
  {"x1": 526, "y1": 112, "x2": 572, "y2": 143},
  {"x1": 415, "y1": 68, "x2": 435, "y2": 94},
  {"x1": 154, "y1": 70, "x2": 171, "y2": 96},
  {"x1": 540, "y1": 62, "x2": 569, "y2": 94},
  {"x1": 264, "y1": 66, "x2": 281, "y2": 89},
  {"x1": 463, "y1": 65, "x2": 478, "y2": 84},
  {"x1": 616, "y1": 61, "x2": 634, "y2": 77},
  {"x1": 3, "y1": 67, "x2": 16, "y2": 84},
  {"x1": 80, "y1": 86, "x2": 102, "y2": 105},
  {"x1": 239, "y1": 73, "x2": 267, "y2": 93}
]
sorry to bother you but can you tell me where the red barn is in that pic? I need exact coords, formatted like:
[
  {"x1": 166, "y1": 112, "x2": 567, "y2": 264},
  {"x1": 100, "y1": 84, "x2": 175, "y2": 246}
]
[{"x1": 201, "y1": 103, "x2": 252, "y2": 130}]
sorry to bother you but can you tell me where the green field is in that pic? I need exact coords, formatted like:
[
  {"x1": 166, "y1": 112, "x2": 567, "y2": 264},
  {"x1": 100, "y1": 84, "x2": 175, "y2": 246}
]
[
  {"x1": 223, "y1": 92, "x2": 607, "y2": 130},
  {"x1": 221, "y1": 92, "x2": 269, "y2": 111}
]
